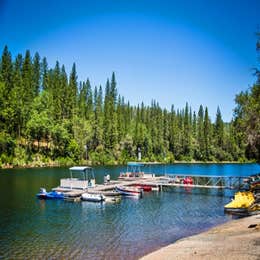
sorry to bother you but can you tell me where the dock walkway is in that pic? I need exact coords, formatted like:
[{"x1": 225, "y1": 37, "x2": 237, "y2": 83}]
[{"x1": 53, "y1": 174, "x2": 247, "y2": 198}]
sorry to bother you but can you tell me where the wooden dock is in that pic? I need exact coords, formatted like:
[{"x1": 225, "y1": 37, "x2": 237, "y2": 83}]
[{"x1": 52, "y1": 174, "x2": 247, "y2": 200}]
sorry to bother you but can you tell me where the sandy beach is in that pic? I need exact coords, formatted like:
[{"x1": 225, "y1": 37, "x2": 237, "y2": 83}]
[{"x1": 141, "y1": 214, "x2": 260, "y2": 260}]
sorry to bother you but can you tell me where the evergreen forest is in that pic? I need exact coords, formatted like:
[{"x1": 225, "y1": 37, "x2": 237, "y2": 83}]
[{"x1": 0, "y1": 44, "x2": 259, "y2": 168}]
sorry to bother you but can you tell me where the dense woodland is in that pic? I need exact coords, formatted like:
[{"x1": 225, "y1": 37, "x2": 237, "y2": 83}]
[{"x1": 0, "y1": 43, "x2": 259, "y2": 167}]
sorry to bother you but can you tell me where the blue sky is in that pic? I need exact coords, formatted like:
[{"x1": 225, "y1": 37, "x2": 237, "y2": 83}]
[{"x1": 0, "y1": 0, "x2": 259, "y2": 121}]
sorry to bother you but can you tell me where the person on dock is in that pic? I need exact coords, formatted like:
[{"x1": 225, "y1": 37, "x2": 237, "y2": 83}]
[{"x1": 104, "y1": 174, "x2": 111, "y2": 184}]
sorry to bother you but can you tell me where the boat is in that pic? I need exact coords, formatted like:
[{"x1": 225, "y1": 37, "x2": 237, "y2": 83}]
[
  {"x1": 59, "y1": 166, "x2": 96, "y2": 190},
  {"x1": 224, "y1": 191, "x2": 255, "y2": 214},
  {"x1": 168, "y1": 175, "x2": 182, "y2": 184},
  {"x1": 95, "y1": 190, "x2": 121, "y2": 197},
  {"x1": 151, "y1": 186, "x2": 160, "y2": 191},
  {"x1": 81, "y1": 193, "x2": 106, "y2": 202},
  {"x1": 36, "y1": 188, "x2": 64, "y2": 200},
  {"x1": 183, "y1": 176, "x2": 193, "y2": 185},
  {"x1": 118, "y1": 162, "x2": 155, "y2": 179},
  {"x1": 115, "y1": 185, "x2": 143, "y2": 197},
  {"x1": 248, "y1": 174, "x2": 260, "y2": 191},
  {"x1": 132, "y1": 184, "x2": 152, "y2": 192},
  {"x1": 105, "y1": 196, "x2": 121, "y2": 203}
]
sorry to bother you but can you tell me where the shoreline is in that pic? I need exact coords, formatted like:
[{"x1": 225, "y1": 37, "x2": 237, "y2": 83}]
[
  {"x1": 140, "y1": 214, "x2": 260, "y2": 260},
  {"x1": 0, "y1": 160, "x2": 257, "y2": 170}
]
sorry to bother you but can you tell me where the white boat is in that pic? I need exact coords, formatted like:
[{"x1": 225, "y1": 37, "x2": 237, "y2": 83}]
[
  {"x1": 81, "y1": 193, "x2": 106, "y2": 202},
  {"x1": 119, "y1": 162, "x2": 155, "y2": 179},
  {"x1": 115, "y1": 186, "x2": 143, "y2": 197},
  {"x1": 60, "y1": 166, "x2": 96, "y2": 190}
]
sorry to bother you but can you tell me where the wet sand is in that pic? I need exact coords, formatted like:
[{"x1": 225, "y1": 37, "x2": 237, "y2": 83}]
[{"x1": 141, "y1": 214, "x2": 260, "y2": 260}]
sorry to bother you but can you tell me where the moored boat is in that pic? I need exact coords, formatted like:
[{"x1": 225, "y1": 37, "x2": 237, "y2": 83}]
[
  {"x1": 248, "y1": 174, "x2": 260, "y2": 191},
  {"x1": 36, "y1": 188, "x2": 64, "y2": 200},
  {"x1": 132, "y1": 184, "x2": 152, "y2": 192},
  {"x1": 115, "y1": 185, "x2": 143, "y2": 197},
  {"x1": 81, "y1": 193, "x2": 106, "y2": 202},
  {"x1": 224, "y1": 191, "x2": 255, "y2": 214},
  {"x1": 118, "y1": 162, "x2": 155, "y2": 179},
  {"x1": 60, "y1": 166, "x2": 96, "y2": 190},
  {"x1": 183, "y1": 176, "x2": 193, "y2": 185}
]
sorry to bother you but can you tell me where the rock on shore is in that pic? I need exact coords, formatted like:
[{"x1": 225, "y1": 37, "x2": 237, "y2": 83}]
[{"x1": 141, "y1": 214, "x2": 260, "y2": 260}]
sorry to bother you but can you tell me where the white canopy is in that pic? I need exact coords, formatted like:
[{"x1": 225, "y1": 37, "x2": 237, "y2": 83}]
[{"x1": 69, "y1": 166, "x2": 92, "y2": 171}]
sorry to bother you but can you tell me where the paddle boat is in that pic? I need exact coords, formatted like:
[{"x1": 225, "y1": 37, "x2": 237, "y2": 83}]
[
  {"x1": 115, "y1": 185, "x2": 143, "y2": 197},
  {"x1": 36, "y1": 188, "x2": 64, "y2": 200},
  {"x1": 224, "y1": 191, "x2": 255, "y2": 214},
  {"x1": 81, "y1": 193, "x2": 106, "y2": 202}
]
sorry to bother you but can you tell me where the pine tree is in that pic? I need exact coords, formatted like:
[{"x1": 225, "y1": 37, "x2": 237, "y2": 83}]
[
  {"x1": 204, "y1": 107, "x2": 211, "y2": 160},
  {"x1": 0, "y1": 46, "x2": 13, "y2": 132},
  {"x1": 32, "y1": 52, "x2": 41, "y2": 97},
  {"x1": 163, "y1": 108, "x2": 169, "y2": 152},
  {"x1": 110, "y1": 72, "x2": 117, "y2": 106},
  {"x1": 109, "y1": 73, "x2": 118, "y2": 149},
  {"x1": 41, "y1": 57, "x2": 49, "y2": 91},
  {"x1": 183, "y1": 102, "x2": 191, "y2": 157},
  {"x1": 10, "y1": 54, "x2": 24, "y2": 137},
  {"x1": 197, "y1": 105, "x2": 205, "y2": 160},
  {"x1": 52, "y1": 61, "x2": 62, "y2": 120},
  {"x1": 60, "y1": 65, "x2": 68, "y2": 119},
  {"x1": 103, "y1": 79, "x2": 111, "y2": 149},
  {"x1": 0, "y1": 45, "x2": 13, "y2": 91},
  {"x1": 68, "y1": 63, "x2": 78, "y2": 119},
  {"x1": 93, "y1": 85, "x2": 103, "y2": 149},
  {"x1": 215, "y1": 106, "x2": 224, "y2": 148},
  {"x1": 117, "y1": 95, "x2": 124, "y2": 142},
  {"x1": 169, "y1": 105, "x2": 177, "y2": 154},
  {"x1": 78, "y1": 81, "x2": 87, "y2": 119},
  {"x1": 21, "y1": 50, "x2": 34, "y2": 129},
  {"x1": 85, "y1": 79, "x2": 93, "y2": 120},
  {"x1": 192, "y1": 111, "x2": 197, "y2": 137}
]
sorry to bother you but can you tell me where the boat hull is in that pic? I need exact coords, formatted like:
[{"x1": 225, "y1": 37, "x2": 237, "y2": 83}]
[
  {"x1": 115, "y1": 186, "x2": 142, "y2": 197},
  {"x1": 224, "y1": 207, "x2": 249, "y2": 214},
  {"x1": 36, "y1": 191, "x2": 64, "y2": 200},
  {"x1": 81, "y1": 193, "x2": 105, "y2": 202},
  {"x1": 133, "y1": 184, "x2": 152, "y2": 192}
]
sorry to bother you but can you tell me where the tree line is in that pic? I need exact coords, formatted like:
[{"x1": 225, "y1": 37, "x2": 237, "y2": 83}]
[{"x1": 0, "y1": 45, "x2": 259, "y2": 167}]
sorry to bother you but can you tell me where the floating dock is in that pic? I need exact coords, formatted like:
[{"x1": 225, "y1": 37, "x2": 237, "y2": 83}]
[{"x1": 53, "y1": 174, "x2": 248, "y2": 200}]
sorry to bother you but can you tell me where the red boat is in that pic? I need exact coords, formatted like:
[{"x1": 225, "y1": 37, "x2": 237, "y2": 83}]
[
  {"x1": 183, "y1": 176, "x2": 193, "y2": 185},
  {"x1": 133, "y1": 184, "x2": 152, "y2": 192}
]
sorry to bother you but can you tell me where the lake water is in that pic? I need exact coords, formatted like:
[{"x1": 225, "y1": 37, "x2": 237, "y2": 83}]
[{"x1": 0, "y1": 163, "x2": 259, "y2": 259}]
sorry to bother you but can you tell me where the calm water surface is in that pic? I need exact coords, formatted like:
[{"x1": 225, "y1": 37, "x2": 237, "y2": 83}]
[{"x1": 0, "y1": 163, "x2": 259, "y2": 259}]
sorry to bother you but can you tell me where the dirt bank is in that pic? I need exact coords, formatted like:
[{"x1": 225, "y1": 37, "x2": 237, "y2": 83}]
[{"x1": 141, "y1": 214, "x2": 260, "y2": 260}]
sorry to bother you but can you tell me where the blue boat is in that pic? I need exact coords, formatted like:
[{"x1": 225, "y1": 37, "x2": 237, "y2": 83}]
[{"x1": 36, "y1": 188, "x2": 64, "y2": 200}]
